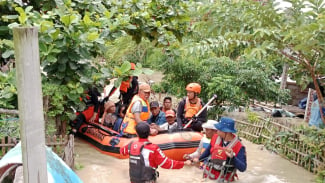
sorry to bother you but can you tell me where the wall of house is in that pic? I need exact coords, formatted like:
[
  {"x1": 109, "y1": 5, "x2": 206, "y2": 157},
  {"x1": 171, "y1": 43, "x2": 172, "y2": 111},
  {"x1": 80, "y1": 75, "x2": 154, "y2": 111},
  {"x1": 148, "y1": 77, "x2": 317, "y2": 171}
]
[{"x1": 286, "y1": 82, "x2": 308, "y2": 106}]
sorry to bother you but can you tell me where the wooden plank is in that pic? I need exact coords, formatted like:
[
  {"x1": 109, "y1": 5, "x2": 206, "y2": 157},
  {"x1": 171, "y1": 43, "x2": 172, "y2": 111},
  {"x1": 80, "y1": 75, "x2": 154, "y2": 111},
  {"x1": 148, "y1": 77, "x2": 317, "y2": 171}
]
[
  {"x1": 0, "y1": 108, "x2": 19, "y2": 115},
  {"x1": 13, "y1": 27, "x2": 48, "y2": 182},
  {"x1": 239, "y1": 131, "x2": 259, "y2": 138}
]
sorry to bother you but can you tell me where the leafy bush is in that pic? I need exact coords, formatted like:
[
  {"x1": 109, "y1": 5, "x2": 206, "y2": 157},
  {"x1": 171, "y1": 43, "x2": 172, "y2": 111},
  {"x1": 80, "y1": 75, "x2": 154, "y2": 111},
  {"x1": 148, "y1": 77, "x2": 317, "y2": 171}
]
[{"x1": 0, "y1": 69, "x2": 17, "y2": 109}]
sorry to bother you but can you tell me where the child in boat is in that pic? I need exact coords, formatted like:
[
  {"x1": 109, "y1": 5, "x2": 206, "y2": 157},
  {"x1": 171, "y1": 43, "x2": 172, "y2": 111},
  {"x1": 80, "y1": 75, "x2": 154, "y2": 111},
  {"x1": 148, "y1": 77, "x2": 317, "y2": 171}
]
[{"x1": 120, "y1": 122, "x2": 192, "y2": 183}]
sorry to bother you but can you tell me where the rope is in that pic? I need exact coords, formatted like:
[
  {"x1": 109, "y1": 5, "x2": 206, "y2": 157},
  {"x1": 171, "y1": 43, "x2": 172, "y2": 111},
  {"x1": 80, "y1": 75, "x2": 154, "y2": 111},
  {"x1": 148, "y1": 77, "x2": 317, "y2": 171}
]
[{"x1": 0, "y1": 118, "x2": 19, "y2": 122}]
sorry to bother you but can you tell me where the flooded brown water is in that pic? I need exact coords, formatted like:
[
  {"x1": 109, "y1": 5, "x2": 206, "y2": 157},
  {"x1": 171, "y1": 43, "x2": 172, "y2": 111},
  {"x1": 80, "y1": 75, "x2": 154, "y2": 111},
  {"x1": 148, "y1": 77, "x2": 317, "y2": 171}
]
[{"x1": 74, "y1": 137, "x2": 315, "y2": 183}]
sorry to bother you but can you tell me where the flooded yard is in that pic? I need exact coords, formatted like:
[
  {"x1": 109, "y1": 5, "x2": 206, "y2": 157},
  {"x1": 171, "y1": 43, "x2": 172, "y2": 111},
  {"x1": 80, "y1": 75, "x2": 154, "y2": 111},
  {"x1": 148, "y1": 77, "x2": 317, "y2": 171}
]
[{"x1": 74, "y1": 137, "x2": 315, "y2": 183}]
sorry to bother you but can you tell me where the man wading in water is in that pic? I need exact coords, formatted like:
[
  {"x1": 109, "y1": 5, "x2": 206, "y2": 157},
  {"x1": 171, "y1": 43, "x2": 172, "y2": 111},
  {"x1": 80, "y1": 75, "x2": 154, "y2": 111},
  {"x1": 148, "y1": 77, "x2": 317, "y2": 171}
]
[
  {"x1": 194, "y1": 117, "x2": 247, "y2": 182},
  {"x1": 120, "y1": 122, "x2": 192, "y2": 183}
]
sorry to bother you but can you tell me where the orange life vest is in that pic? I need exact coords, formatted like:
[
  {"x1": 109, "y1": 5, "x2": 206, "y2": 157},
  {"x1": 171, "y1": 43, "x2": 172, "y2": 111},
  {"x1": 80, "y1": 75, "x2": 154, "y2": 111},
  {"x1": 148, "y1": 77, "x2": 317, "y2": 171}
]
[
  {"x1": 120, "y1": 78, "x2": 131, "y2": 93},
  {"x1": 120, "y1": 95, "x2": 150, "y2": 134},
  {"x1": 204, "y1": 134, "x2": 242, "y2": 182},
  {"x1": 184, "y1": 97, "x2": 202, "y2": 119}
]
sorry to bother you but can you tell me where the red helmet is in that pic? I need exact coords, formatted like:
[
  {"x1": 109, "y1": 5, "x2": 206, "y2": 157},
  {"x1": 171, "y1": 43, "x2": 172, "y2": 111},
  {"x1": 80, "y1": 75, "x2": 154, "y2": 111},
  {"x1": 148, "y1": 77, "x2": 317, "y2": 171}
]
[
  {"x1": 130, "y1": 62, "x2": 136, "y2": 70},
  {"x1": 186, "y1": 83, "x2": 201, "y2": 94}
]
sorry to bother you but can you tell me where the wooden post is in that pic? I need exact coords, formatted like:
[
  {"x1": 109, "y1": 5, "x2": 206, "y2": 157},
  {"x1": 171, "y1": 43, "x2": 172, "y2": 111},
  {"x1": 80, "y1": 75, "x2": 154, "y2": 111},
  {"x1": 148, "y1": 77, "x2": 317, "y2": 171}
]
[{"x1": 13, "y1": 27, "x2": 48, "y2": 182}]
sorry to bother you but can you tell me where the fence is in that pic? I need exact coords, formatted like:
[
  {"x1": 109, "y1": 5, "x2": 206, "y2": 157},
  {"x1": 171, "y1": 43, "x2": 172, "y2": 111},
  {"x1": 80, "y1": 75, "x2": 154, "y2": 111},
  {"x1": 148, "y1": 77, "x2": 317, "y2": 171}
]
[
  {"x1": 235, "y1": 117, "x2": 325, "y2": 174},
  {"x1": 0, "y1": 134, "x2": 75, "y2": 168}
]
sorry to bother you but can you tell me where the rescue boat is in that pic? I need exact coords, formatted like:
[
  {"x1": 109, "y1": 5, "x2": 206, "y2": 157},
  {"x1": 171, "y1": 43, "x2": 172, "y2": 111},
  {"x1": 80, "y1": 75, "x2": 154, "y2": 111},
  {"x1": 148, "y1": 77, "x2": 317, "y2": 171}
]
[{"x1": 73, "y1": 121, "x2": 202, "y2": 161}]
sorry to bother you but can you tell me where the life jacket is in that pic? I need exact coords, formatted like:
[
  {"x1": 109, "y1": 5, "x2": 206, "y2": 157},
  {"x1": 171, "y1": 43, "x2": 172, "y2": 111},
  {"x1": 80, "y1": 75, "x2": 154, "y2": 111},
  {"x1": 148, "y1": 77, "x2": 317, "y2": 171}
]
[
  {"x1": 204, "y1": 134, "x2": 242, "y2": 182},
  {"x1": 120, "y1": 95, "x2": 150, "y2": 134},
  {"x1": 78, "y1": 94, "x2": 99, "y2": 122},
  {"x1": 120, "y1": 78, "x2": 131, "y2": 93},
  {"x1": 128, "y1": 141, "x2": 157, "y2": 183},
  {"x1": 79, "y1": 94, "x2": 92, "y2": 106},
  {"x1": 184, "y1": 97, "x2": 202, "y2": 119}
]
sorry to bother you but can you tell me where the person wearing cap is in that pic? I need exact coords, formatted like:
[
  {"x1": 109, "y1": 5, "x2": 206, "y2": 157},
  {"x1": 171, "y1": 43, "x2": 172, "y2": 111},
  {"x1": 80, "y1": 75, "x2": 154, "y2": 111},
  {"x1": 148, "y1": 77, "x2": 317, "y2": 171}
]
[
  {"x1": 159, "y1": 110, "x2": 177, "y2": 131},
  {"x1": 196, "y1": 117, "x2": 247, "y2": 182},
  {"x1": 120, "y1": 122, "x2": 192, "y2": 183},
  {"x1": 183, "y1": 120, "x2": 219, "y2": 161},
  {"x1": 120, "y1": 83, "x2": 151, "y2": 137},
  {"x1": 147, "y1": 101, "x2": 166, "y2": 126},
  {"x1": 176, "y1": 82, "x2": 207, "y2": 132}
]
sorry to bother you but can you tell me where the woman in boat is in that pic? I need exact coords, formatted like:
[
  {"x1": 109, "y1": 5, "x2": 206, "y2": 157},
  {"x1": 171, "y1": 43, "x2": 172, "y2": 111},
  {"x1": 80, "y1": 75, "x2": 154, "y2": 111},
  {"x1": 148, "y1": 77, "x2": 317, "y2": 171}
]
[
  {"x1": 101, "y1": 100, "x2": 117, "y2": 129},
  {"x1": 120, "y1": 122, "x2": 192, "y2": 183}
]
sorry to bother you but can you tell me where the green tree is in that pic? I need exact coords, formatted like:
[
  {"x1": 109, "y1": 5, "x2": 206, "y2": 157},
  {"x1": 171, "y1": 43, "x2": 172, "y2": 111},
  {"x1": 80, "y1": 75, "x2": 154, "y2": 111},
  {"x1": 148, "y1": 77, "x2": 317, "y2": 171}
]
[
  {"x1": 152, "y1": 1, "x2": 289, "y2": 112},
  {"x1": 0, "y1": 0, "x2": 190, "y2": 134},
  {"x1": 181, "y1": 0, "x2": 325, "y2": 123}
]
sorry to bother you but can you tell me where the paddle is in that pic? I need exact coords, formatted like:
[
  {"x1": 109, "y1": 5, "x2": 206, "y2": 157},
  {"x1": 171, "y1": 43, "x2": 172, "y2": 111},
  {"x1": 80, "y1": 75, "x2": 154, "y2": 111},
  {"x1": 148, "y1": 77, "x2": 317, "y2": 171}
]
[
  {"x1": 184, "y1": 94, "x2": 218, "y2": 129},
  {"x1": 83, "y1": 121, "x2": 120, "y2": 136}
]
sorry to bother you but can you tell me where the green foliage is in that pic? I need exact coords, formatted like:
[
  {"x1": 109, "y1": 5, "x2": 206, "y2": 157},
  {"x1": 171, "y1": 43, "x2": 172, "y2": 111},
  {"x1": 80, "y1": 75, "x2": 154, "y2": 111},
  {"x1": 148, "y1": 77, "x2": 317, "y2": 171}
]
[
  {"x1": 74, "y1": 161, "x2": 84, "y2": 170},
  {"x1": 0, "y1": 69, "x2": 17, "y2": 109},
  {"x1": 0, "y1": 0, "x2": 189, "y2": 131},
  {"x1": 112, "y1": 61, "x2": 153, "y2": 88},
  {"x1": 0, "y1": 39, "x2": 14, "y2": 59},
  {"x1": 264, "y1": 124, "x2": 325, "y2": 173},
  {"x1": 151, "y1": 82, "x2": 165, "y2": 93},
  {"x1": 0, "y1": 115, "x2": 19, "y2": 138},
  {"x1": 247, "y1": 110, "x2": 259, "y2": 124},
  {"x1": 157, "y1": 55, "x2": 203, "y2": 98},
  {"x1": 316, "y1": 169, "x2": 325, "y2": 183}
]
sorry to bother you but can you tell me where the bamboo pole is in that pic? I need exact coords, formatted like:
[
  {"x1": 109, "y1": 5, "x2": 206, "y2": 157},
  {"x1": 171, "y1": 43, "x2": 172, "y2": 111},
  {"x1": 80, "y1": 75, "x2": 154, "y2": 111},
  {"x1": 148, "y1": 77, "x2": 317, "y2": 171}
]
[{"x1": 13, "y1": 27, "x2": 48, "y2": 182}]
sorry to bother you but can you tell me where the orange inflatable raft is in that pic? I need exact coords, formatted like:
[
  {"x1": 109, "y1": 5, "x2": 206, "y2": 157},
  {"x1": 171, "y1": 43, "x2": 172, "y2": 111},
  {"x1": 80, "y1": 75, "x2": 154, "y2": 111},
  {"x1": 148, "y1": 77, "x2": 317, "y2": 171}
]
[{"x1": 75, "y1": 122, "x2": 202, "y2": 161}]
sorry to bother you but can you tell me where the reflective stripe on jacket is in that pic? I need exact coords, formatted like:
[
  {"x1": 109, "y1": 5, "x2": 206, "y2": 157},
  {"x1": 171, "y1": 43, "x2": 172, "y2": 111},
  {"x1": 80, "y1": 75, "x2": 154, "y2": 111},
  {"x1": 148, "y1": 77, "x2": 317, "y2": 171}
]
[
  {"x1": 121, "y1": 95, "x2": 150, "y2": 134},
  {"x1": 129, "y1": 141, "x2": 156, "y2": 183},
  {"x1": 204, "y1": 134, "x2": 243, "y2": 181}
]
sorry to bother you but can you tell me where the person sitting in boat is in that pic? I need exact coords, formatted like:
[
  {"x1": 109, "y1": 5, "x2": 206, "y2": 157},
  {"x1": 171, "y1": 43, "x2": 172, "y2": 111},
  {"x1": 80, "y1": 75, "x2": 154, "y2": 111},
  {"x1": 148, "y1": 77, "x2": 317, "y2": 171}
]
[
  {"x1": 120, "y1": 122, "x2": 192, "y2": 183},
  {"x1": 160, "y1": 96, "x2": 177, "y2": 114},
  {"x1": 121, "y1": 63, "x2": 139, "y2": 106},
  {"x1": 195, "y1": 117, "x2": 247, "y2": 182},
  {"x1": 119, "y1": 83, "x2": 152, "y2": 137},
  {"x1": 183, "y1": 119, "x2": 218, "y2": 162},
  {"x1": 159, "y1": 110, "x2": 177, "y2": 131},
  {"x1": 176, "y1": 82, "x2": 207, "y2": 132},
  {"x1": 106, "y1": 62, "x2": 139, "y2": 106},
  {"x1": 71, "y1": 86, "x2": 101, "y2": 134},
  {"x1": 147, "y1": 101, "x2": 166, "y2": 126},
  {"x1": 113, "y1": 104, "x2": 127, "y2": 133},
  {"x1": 101, "y1": 100, "x2": 117, "y2": 129}
]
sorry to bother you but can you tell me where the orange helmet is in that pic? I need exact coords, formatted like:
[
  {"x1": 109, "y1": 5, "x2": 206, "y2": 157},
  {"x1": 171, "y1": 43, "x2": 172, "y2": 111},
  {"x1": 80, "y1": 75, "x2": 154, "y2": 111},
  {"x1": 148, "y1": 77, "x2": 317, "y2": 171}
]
[
  {"x1": 130, "y1": 62, "x2": 136, "y2": 70},
  {"x1": 186, "y1": 83, "x2": 201, "y2": 94}
]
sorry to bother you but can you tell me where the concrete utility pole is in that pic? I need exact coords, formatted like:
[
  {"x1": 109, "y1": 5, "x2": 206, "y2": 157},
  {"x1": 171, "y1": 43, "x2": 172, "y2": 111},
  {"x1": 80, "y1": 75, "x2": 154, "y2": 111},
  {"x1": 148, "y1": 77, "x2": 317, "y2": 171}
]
[{"x1": 13, "y1": 27, "x2": 48, "y2": 182}]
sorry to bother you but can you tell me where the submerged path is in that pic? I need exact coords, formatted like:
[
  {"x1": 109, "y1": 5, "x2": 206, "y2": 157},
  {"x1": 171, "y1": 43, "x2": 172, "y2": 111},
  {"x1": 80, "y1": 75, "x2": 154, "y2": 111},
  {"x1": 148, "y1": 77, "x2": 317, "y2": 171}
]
[{"x1": 74, "y1": 137, "x2": 315, "y2": 183}]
